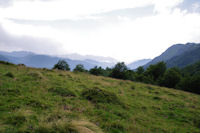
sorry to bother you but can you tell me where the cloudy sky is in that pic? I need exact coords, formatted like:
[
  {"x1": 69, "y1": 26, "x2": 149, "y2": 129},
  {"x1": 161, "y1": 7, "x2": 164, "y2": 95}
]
[{"x1": 0, "y1": 0, "x2": 200, "y2": 63}]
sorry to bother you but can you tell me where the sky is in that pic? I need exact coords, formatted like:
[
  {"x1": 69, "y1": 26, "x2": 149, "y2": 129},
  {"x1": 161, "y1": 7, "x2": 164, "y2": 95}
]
[{"x1": 0, "y1": 0, "x2": 200, "y2": 63}]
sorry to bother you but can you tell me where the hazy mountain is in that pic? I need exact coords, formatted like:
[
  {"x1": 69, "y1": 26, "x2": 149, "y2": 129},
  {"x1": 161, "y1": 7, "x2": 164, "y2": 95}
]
[
  {"x1": 62, "y1": 53, "x2": 118, "y2": 64},
  {"x1": 144, "y1": 43, "x2": 200, "y2": 68},
  {"x1": 0, "y1": 51, "x2": 116, "y2": 69},
  {"x1": 0, "y1": 55, "x2": 9, "y2": 62},
  {"x1": 127, "y1": 59, "x2": 152, "y2": 69}
]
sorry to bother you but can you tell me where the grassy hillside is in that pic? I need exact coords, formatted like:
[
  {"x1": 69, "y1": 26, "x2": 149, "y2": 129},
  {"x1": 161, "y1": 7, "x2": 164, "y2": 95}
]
[{"x1": 1, "y1": 62, "x2": 200, "y2": 133}]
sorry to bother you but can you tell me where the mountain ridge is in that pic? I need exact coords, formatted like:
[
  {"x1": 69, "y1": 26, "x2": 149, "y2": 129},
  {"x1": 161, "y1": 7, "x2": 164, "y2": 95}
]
[
  {"x1": 144, "y1": 42, "x2": 200, "y2": 68},
  {"x1": 127, "y1": 59, "x2": 152, "y2": 69},
  {"x1": 0, "y1": 51, "x2": 116, "y2": 69}
]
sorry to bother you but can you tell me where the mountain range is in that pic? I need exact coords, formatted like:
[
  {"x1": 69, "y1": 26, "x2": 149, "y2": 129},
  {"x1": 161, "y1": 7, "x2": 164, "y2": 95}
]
[
  {"x1": 0, "y1": 51, "x2": 117, "y2": 70},
  {"x1": 144, "y1": 42, "x2": 200, "y2": 68},
  {"x1": 1, "y1": 42, "x2": 200, "y2": 70},
  {"x1": 127, "y1": 59, "x2": 152, "y2": 69}
]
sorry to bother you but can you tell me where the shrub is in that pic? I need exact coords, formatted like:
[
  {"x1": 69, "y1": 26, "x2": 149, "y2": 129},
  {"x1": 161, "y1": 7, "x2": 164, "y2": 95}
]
[
  {"x1": 131, "y1": 85, "x2": 135, "y2": 90},
  {"x1": 73, "y1": 64, "x2": 86, "y2": 72},
  {"x1": 89, "y1": 66, "x2": 104, "y2": 76},
  {"x1": 159, "y1": 68, "x2": 181, "y2": 88},
  {"x1": 53, "y1": 60, "x2": 70, "y2": 71},
  {"x1": 109, "y1": 62, "x2": 128, "y2": 80},
  {"x1": 146, "y1": 62, "x2": 166, "y2": 81},
  {"x1": 48, "y1": 87, "x2": 76, "y2": 97},
  {"x1": 82, "y1": 87, "x2": 120, "y2": 104},
  {"x1": 4, "y1": 72, "x2": 14, "y2": 78}
]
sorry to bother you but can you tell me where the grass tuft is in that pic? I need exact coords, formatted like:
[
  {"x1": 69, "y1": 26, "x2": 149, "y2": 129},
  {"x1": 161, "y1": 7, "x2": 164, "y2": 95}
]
[
  {"x1": 82, "y1": 87, "x2": 121, "y2": 104},
  {"x1": 5, "y1": 113, "x2": 26, "y2": 127},
  {"x1": 48, "y1": 87, "x2": 76, "y2": 97}
]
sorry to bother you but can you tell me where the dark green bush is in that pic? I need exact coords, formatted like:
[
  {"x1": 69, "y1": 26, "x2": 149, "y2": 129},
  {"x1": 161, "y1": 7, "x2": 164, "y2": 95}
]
[
  {"x1": 53, "y1": 60, "x2": 70, "y2": 71},
  {"x1": 48, "y1": 87, "x2": 76, "y2": 97},
  {"x1": 73, "y1": 64, "x2": 86, "y2": 72},
  {"x1": 131, "y1": 85, "x2": 135, "y2": 90},
  {"x1": 5, "y1": 72, "x2": 14, "y2": 78},
  {"x1": 89, "y1": 66, "x2": 105, "y2": 76},
  {"x1": 82, "y1": 87, "x2": 121, "y2": 104},
  {"x1": 109, "y1": 62, "x2": 128, "y2": 80}
]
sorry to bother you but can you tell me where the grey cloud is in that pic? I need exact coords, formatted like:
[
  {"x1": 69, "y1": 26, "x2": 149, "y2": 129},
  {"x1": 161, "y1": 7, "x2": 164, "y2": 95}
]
[
  {"x1": 177, "y1": 0, "x2": 200, "y2": 13},
  {"x1": 0, "y1": 0, "x2": 13, "y2": 8},
  {"x1": 0, "y1": 24, "x2": 62, "y2": 55},
  {"x1": 8, "y1": 5, "x2": 155, "y2": 30}
]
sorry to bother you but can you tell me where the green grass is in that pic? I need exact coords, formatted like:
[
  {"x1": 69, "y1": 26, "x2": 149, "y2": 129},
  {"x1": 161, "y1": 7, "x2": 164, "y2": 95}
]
[{"x1": 0, "y1": 62, "x2": 200, "y2": 133}]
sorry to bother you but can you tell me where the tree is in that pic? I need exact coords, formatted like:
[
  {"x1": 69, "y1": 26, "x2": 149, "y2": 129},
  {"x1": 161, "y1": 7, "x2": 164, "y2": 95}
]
[
  {"x1": 53, "y1": 60, "x2": 70, "y2": 71},
  {"x1": 89, "y1": 66, "x2": 104, "y2": 76},
  {"x1": 73, "y1": 64, "x2": 86, "y2": 72},
  {"x1": 177, "y1": 75, "x2": 200, "y2": 94},
  {"x1": 146, "y1": 62, "x2": 166, "y2": 81},
  {"x1": 159, "y1": 68, "x2": 181, "y2": 88},
  {"x1": 125, "y1": 70, "x2": 135, "y2": 81},
  {"x1": 136, "y1": 66, "x2": 144, "y2": 75},
  {"x1": 109, "y1": 62, "x2": 128, "y2": 80}
]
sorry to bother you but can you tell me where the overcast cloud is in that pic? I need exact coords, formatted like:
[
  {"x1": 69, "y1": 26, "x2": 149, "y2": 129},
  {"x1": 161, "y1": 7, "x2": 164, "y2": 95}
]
[
  {"x1": 0, "y1": 24, "x2": 63, "y2": 55},
  {"x1": 0, "y1": 0, "x2": 200, "y2": 62}
]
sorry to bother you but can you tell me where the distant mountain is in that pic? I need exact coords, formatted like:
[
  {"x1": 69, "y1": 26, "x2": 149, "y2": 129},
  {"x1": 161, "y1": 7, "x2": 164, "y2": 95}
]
[
  {"x1": 127, "y1": 59, "x2": 152, "y2": 69},
  {"x1": 0, "y1": 51, "x2": 34, "y2": 58},
  {"x1": 0, "y1": 51, "x2": 116, "y2": 69},
  {"x1": 62, "y1": 53, "x2": 118, "y2": 64},
  {"x1": 144, "y1": 43, "x2": 200, "y2": 68},
  {"x1": 0, "y1": 55, "x2": 9, "y2": 62},
  {"x1": 166, "y1": 46, "x2": 200, "y2": 68}
]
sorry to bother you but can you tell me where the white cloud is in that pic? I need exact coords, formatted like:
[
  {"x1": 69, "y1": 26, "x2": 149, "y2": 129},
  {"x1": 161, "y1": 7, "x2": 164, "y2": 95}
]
[
  {"x1": 0, "y1": 0, "x2": 200, "y2": 62},
  {"x1": 1, "y1": 0, "x2": 154, "y2": 20},
  {"x1": 153, "y1": 0, "x2": 184, "y2": 13}
]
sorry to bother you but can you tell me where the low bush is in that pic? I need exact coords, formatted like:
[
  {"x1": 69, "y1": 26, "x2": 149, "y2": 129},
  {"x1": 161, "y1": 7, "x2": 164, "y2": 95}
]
[
  {"x1": 82, "y1": 87, "x2": 121, "y2": 104},
  {"x1": 131, "y1": 85, "x2": 135, "y2": 90},
  {"x1": 4, "y1": 72, "x2": 14, "y2": 78}
]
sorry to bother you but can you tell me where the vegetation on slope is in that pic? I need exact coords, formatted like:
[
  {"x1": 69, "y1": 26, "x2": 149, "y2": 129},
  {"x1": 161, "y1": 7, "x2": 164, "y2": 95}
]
[{"x1": 1, "y1": 61, "x2": 200, "y2": 133}]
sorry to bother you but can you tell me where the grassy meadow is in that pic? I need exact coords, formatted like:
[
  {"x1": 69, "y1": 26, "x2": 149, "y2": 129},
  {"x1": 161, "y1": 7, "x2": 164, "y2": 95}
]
[{"x1": 0, "y1": 62, "x2": 200, "y2": 133}]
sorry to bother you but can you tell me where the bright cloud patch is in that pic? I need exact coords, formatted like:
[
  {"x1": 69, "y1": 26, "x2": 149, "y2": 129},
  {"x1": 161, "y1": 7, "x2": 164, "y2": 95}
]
[{"x1": 0, "y1": 0, "x2": 200, "y2": 62}]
